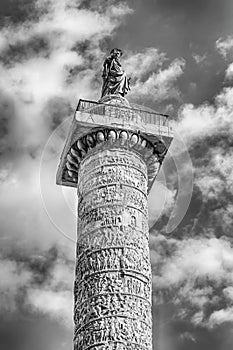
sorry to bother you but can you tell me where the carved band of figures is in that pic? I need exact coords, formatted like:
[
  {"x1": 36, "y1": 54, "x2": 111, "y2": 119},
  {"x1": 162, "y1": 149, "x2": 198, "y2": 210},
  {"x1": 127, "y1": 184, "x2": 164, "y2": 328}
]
[
  {"x1": 74, "y1": 292, "x2": 151, "y2": 312},
  {"x1": 75, "y1": 312, "x2": 151, "y2": 335},
  {"x1": 75, "y1": 315, "x2": 151, "y2": 340},
  {"x1": 74, "y1": 293, "x2": 151, "y2": 330},
  {"x1": 76, "y1": 245, "x2": 149, "y2": 264},
  {"x1": 77, "y1": 227, "x2": 149, "y2": 252},
  {"x1": 74, "y1": 316, "x2": 152, "y2": 350},
  {"x1": 75, "y1": 246, "x2": 150, "y2": 281},
  {"x1": 78, "y1": 205, "x2": 149, "y2": 236},
  {"x1": 76, "y1": 269, "x2": 151, "y2": 288},
  {"x1": 74, "y1": 272, "x2": 151, "y2": 302},
  {"x1": 78, "y1": 185, "x2": 148, "y2": 217},
  {"x1": 79, "y1": 205, "x2": 148, "y2": 226},
  {"x1": 75, "y1": 271, "x2": 151, "y2": 294},
  {"x1": 80, "y1": 177, "x2": 147, "y2": 200}
]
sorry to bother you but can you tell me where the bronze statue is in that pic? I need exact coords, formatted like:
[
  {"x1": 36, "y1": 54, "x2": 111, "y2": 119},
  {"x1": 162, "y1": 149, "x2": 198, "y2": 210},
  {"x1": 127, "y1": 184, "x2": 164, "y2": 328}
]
[{"x1": 101, "y1": 48, "x2": 130, "y2": 98}]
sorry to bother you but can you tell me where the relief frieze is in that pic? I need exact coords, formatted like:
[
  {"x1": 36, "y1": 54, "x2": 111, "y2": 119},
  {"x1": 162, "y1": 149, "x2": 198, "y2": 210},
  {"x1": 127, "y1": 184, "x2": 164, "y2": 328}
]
[
  {"x1": 74, "y1": 316, "x2": 152, "y2": 350},
  {"x1": 78, "y1": 185, "x2": 147, "y2": 217},
  {"x1": 77, "y1": 227, "x2": 149, "y2": 253},
  {"x1": 74, "y1": 273, "x2": 151, "y2": 303},
  {"x1": 75, "y1": 246, "x2": 151, "y2": 281},
  {"x1": 74, "y1": 293, "x2": 151, "y2": 330},
  {"x1": 75, "y1": 148, "x2": 152, "y2": 350}
]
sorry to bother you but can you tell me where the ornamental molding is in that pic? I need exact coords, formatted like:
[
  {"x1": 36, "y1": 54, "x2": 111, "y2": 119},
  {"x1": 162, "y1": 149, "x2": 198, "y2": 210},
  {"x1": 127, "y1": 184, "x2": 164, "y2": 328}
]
[{"x1": 65, "y1": 128, "x2": 166, "y2": 193}]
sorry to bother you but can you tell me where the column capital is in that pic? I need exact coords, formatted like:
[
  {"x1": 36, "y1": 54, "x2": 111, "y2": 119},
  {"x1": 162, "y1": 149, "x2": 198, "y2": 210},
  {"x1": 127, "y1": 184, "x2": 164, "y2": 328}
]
[{"x1": 56, "y1": 96, "x2": 173, "y2": 193}]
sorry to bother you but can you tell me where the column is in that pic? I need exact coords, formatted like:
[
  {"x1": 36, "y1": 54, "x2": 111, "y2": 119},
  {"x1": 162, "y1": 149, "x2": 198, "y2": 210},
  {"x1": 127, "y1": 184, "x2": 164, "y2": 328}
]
[{"x1": 74, "y1": 143, "x2": 152, "y2": 350}]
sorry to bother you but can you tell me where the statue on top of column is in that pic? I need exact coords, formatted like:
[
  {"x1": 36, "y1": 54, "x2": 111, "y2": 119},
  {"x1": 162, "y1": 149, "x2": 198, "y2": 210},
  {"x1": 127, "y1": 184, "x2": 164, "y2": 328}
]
[{"x1": 101, "y1": 48, "x2": 130, "y2": 98}]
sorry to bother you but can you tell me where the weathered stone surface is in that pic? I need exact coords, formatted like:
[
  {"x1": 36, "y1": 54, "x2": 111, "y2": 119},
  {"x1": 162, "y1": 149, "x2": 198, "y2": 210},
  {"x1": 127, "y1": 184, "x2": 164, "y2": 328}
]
[{"x1": 74, "y1": 148, "x2": 152, "y2": 350}]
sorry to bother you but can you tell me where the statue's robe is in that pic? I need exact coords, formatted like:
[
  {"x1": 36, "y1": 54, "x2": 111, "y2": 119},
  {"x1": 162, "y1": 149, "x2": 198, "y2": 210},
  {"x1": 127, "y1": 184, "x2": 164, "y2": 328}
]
[{"x1": 101, "y1": 56, "x2": 130, "y2": 98}]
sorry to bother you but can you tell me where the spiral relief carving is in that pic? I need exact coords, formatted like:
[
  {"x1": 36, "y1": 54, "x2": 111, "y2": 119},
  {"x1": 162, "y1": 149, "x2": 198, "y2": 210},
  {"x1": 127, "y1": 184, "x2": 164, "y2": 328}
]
[{"x1": 74, "y1": 148, "x2": 152, "y2": 350}]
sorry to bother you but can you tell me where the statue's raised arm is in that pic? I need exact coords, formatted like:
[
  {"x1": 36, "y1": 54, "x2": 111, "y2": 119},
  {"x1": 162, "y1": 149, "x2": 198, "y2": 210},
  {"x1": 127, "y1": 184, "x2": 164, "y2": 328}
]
[{"x1": 101, "y1": 48, "x2": 130, "y2": 98}]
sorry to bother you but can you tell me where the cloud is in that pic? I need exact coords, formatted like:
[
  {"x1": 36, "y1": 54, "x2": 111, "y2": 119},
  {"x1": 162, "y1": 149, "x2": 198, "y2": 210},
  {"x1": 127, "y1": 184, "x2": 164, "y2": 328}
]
[
  {"x1": 152, "y1": 237, "x2": 233, "y2": 288},
  {"x1": 194, "y1": 147, "x2": 233, "y2": 203},
  {"x1": 0, "y1": 1, "x2": 133, "y2": 54},
  {"x1": 192, "y1": 53, "x2": 207, "y2": 65},
  {"x1": 27, "y1": 255, "x2": 74, "y2": 325},
  {"x1": 216, "y1": 36, "x2": 233, "y2": 58},
  {"x1": 225, "y1": 62, "x2": 233, "y2": 80},
  {"x1": 27, "y1": 289, "x2": 73, "y2": 325},
  {"x1": 196, "y1": 175, "x2": 225, "y2": 200},
  {"x1": 176, "y1": 86, "x2": 233, "y2": 146},
  {"x1": 150, "y1": 235, "x2": 233, "y2": 327},
  {"x1": 209, "y1": 308, "x2": 233, "y2": 327},
  {"x1": 174, "y1": 81, "x2": 233, "y2": 238},
  {"x1": 0, "y1": 250, "x2": 74, "y2": 325},
  {"x1": 128, "y1": 57, "x2": 185, "y2": 102},
  {"x1": 179, "y1": 331, "x2": 196, "y2": 343},
  {"x1": 123, "y1": 47, "x2": 167, "y2": 79},
  {"x1": 0, "y1": 257, "x2": 32, "y2": 313}
]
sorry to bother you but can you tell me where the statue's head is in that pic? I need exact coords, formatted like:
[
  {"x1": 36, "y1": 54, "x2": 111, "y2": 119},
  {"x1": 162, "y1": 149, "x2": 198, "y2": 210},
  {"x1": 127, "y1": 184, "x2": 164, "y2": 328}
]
[{"x1": 110, "y1": 48, "x2": 123, "y2": 58}]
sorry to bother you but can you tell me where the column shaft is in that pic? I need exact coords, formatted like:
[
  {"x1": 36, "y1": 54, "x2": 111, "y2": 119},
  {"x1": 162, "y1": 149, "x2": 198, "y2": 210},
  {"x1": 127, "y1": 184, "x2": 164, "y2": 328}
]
[{"x1": 74, "y1": 147, "x2": 152, "y2": 350}]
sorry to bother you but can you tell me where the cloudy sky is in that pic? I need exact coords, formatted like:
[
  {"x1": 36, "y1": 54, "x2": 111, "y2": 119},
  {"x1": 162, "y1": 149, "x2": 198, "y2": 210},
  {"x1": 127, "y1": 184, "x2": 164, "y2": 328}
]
[{"x1": 0, "y1": 0, "x2": 233, "y2": 349}]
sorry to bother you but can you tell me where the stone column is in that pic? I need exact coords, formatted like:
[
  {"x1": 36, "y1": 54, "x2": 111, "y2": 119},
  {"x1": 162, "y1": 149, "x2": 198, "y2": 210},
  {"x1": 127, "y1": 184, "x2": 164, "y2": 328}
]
[
  {"x1": 56, "y1": 96, "x2": 173, "y2": 350},
  {"x1": 74, "y1": 141, "x2": 152, "y2": 350}
]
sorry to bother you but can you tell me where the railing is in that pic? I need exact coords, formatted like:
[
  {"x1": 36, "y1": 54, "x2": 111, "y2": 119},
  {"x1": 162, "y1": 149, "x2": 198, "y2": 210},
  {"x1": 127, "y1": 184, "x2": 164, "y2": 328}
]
[{"x1": 76, "y1": 99, "x2": 169, "y2": 127}]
